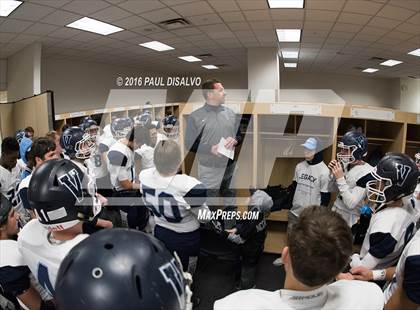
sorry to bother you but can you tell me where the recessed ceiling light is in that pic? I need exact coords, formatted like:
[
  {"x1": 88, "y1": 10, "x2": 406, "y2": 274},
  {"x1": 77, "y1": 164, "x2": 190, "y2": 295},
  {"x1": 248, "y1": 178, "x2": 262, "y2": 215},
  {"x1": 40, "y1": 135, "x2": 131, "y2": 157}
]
[
  {"x1": 284, "y1": 63, "x2": 297, "y2": 68},
  {"x1": 202, "y1": 65, "x2": 219, "y2": 69},
  {"x1": 0, "y1": 0, "x2": 22, "y2": 17},
  {"x1": 363, "y1": 68, "x2": 379, "y2": 73},
  {"x1": 139, "y1": 41, "x2": 174, "y2": 51},
  {"x1": 178, "y1": 56, "x2": 202, "y2": 62},
  {"x1": 276, "y1": 29, "x2": 301, "y2": 42},
  {"x1": 408, "y1": 48, "x2": 420, "y2": 57},
  {"x1": 66, "y1": 17, "x2": 123, "y2": 35},
  {"x1": 281, "y1": 51, "x2": 299, "y2": 59},
  {"x1": 268, "y1": 0, "x2": 304, "y2": 8},
  {"x1": 380, "y1": 59, "x2": 402, "y2": 67}
]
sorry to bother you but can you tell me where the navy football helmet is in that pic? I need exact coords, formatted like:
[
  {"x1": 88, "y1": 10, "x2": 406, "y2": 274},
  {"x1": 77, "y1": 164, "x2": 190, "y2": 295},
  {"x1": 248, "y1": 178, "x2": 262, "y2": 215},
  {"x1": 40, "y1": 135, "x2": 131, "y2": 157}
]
[
  {"x1": 133, "y1": 113, "x2": 152, "y2": 128},
  {"x1": 110, "y1": 117, "x2": 133, "y2": 140},
  {"x1": 60, "y1": 126, "x2": 95, "y2": 159},
  {"x1": 28, "y1": 159, "x2": 101, "y2": 231},
  {"x1": 415, "y1": 151, "x2": 420, "y2": 169},
  {"x1": 15, "y1": 130, "x2": 26, "y2": 144},
  {"x1": 55, "y1": 229, "x2": 193, "y2": 310},
  {"x1": 163, "y1": 115, "x2": 179, "y2": 139},
  {"x1": 79, "y1": 117, "x2": 99, "y2": 140},
  {"x1": 337, "y1": 131, "x2": 368, "y2": 164},
  {"x1": 367, "y1": 153, "x2": 419, "y2": 211}
]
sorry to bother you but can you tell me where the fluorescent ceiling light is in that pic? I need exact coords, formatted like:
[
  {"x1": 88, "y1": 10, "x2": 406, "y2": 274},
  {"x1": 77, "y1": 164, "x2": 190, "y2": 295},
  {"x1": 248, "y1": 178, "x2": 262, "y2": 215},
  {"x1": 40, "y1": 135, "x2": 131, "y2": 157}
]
[
  {"x1": 0, "y1": 0, "x2": 22, "y2": 17},
  {"x1": 284, "y1": 63, "x2": 297, "y2": 68},
  {"x1": 139, "y1": 41, "x2": 174, "y2": 51},
  {"x1": 276, "y1": 29, "x2": 301, "y2": 42},
  {"x1": 202, "y1": 65, "x2": 219, "y2": 69},
  {"x1": 363, "y1": 68, "x2": 378, "y2": 73},
  {"x1": 408, "y1": 48, "x2": 420, "y2": 57},
  {"x1": 66, "y1": 17, "x2": 123, "y2": 35},
  {"x1": 281, "y1": 51, "x2": 299, "y2": 59},
  {"x1": 268, "y1": 0, "x2": 304, "y2": 8},
  {"x1": 380, "y1": 59, "x2": 402, "y2": 67},
  {"x1": 178, "y1": 56, "x2": 202, "y2": 62}
]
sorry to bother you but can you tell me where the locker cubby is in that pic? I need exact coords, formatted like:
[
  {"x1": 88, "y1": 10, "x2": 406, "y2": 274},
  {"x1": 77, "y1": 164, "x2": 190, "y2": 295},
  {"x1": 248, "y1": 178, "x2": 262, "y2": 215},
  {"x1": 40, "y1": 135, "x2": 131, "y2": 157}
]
[{"x1": 405, "y1": 124, "x2": 420, "y2": 158}]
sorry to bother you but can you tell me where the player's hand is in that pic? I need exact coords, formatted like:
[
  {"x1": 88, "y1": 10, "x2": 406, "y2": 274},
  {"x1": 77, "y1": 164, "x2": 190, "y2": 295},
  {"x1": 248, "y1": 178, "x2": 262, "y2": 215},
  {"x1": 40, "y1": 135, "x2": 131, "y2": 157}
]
[
  {"x1": 350, "y1": 266, "x2": 373, "y2": 281},
  {"x1": 225, "y1": 228, "x2": 238, "y2": 235},
  {"x1": 328, "y1": 160, "x2": 344, "y2": 179},
  {"x1": 211, "y1": 144, "x2": 222, "y2": 157},
  {"x1": 96, "y1": 193, "x2": 108, "y2": 206},
  {"x1": 224, "y1": 137, "x2": 237, "y2": 149},
  {"x1": 336, "y1": 272, "x2": 354, "y2": 281},
  {"x1": 96, "y1": 219, "x2": 113, "y2": 229}
]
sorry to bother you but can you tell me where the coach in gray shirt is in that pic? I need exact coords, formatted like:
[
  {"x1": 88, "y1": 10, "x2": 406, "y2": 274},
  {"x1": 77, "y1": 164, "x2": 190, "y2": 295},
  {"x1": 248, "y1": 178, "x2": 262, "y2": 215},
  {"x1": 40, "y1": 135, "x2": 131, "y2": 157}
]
[{"x1": 185, "y1": 79, "x2": 242, "y2": 228}]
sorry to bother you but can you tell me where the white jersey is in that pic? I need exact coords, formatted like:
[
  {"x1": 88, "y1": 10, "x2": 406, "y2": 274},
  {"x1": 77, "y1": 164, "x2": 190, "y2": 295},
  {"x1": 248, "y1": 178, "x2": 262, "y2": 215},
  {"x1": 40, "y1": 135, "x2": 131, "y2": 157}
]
[
  {"x1": 15, "y1": 174, "x2": 32, "y2": 225},
  {"x1": 107, "y1": 141, "x2": 134, "y2": 191},
  {"x1": 291, "y1": 160, "x2": 330, "y2": 217},
  {"x1": 134, "y1": 144, "x2": 155, "y2": 171},
  {"x1": 0, "y1": 165, "x2": 21, "y2": 208},
  {"x1": 16, "y1": 158, "x2": 26, "y2": 177},
  {"x1": 354, "y1": 202, "x2": 417, "y2": 270},
  {"x1": 18, "y1": 219, "x2": 88, "y2": 297},
  {"x1": 332, "y1": 162, "x2": 374, "y2": 227},
  {"x1": 214, "y1": 280, "x2": 384, "y2": 310},
  {"x1": 86, "y1": 135, "x2": 115, "y2": 179},
  {"x1": 384, "y1": 229, "x2": 420, "y2": 308},
  {"x1": 71, "y1": 160, "x2": 97, "y2": 197},
  {"x1": 139, "y1": 168, "x2": 210, "y2": 233},
  {"x1": 413, "y1": 183, "x2": 420, "y2": 225}
]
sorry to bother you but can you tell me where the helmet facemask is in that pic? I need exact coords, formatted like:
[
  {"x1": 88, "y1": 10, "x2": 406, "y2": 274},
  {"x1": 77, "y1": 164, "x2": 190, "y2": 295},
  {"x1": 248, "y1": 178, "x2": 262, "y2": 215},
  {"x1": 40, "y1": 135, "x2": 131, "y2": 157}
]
[
  {"x1": 337, "y1": 142, "x2": 357, "y2": 164},
  {"x1": 85, "y1": 125, "x2": 99, "y2": 142},
  {"x1": 113, "y1": 126, "x2": 131, "y2": 140},
  {"x1": 164, "y1": 124, "x2": 179, "y2": 139},
  {"x1": 366, "y1": 169, "x2": 393, "y2": 212},
  {"x1": 75, "y1": 133, "x2": 96, "y2": 159},
  {"x1": 415, "y1": 153, "x2": 420, "y2": 170}
]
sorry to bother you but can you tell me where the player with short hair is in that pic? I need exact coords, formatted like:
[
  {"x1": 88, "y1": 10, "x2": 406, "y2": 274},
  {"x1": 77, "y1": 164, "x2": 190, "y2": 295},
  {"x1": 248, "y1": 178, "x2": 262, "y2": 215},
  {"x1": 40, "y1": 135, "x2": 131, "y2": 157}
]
[
  {"x1": 0, "y1": 137, "x2": 21, "y2": 208},
  {"x1": 214, "y1": 205, "x2": 384, "y2": 310},
  {"x1": 55, "y1": 228, "x2": 193, "y2": 310},
  {"x1": 349, "y1": 153, "x2": 419, "y2": 270},
  {"x1": 140, "y1": 140, "x2": 211, "y2": 273},
  {"x1": 0, "y1": 194, "x2": 53, "y2": 310},
  {"x1": 18, "y1": 159, "x2": 100, "y2": 298},
  {"x1": 329, "y1": 131, "x2": 374, "y2": 227}
]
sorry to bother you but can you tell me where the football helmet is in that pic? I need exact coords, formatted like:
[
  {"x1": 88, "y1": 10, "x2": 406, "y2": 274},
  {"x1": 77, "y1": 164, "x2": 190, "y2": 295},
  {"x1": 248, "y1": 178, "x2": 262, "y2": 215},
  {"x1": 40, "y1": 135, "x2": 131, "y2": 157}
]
[
  {"x1": 337, "y1": 131, "x2": 368, "y2": 164},
  {"x1": 15, "y1": 130, "x2": 26, "y2": 144},
  {"x1": 367, "y1": 153, "x2": 419, "y2": 211},
  {"x1": 133, "y1": 113, "x2": 152, "y2": 128},
  {"x1": 60, "y1": 126, "x2": 95, "y2": 159},
  {"x1": 415, "y1": 151, "x2": 420, "y2": 169},
  {"x1": 110, "y1": 117, "x2": 133, "y2": 140},
  {"x1": 79, "y1": 117, "x2": 99, "y2": 140},
  {"x1": 28, "y1": 159, "x2": 102, "y2": 231},
  {"x1": 55, "y1": 228, "x2": 192, "y2": 310},
  {"x1": 163, "y1": 115, "x2": 179, "y2": 139}
]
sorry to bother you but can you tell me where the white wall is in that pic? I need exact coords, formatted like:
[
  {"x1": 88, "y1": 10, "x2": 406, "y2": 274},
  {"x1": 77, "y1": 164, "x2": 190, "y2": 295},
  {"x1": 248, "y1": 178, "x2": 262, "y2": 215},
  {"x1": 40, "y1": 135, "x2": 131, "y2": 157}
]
[
  {"x1": 280, "y1": 71, "x2": 400, "y2": 108},
  {"x1": 7, "y1": 43, "x2": 41, "y2": 102},
  {"x1": 400, "y1": 78, "x2": 420, "y2": 113},
  {"x1": 0, "y1": 59, "x2": 7, "y2": 91},
  {"x1": 42, "y1": 58, "x2": 248, "y2": 114}
]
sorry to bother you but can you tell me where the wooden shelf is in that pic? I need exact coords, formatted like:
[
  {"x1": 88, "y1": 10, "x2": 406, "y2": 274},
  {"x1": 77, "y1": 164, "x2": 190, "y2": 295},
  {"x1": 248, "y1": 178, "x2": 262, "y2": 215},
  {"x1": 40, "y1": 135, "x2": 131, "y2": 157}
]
[
  {"x1": 406, "y1": 140, "x2": 420, "y2": 145},
  {"x1": 267, "y1": 210, "x2": 289, "y2": 222}
]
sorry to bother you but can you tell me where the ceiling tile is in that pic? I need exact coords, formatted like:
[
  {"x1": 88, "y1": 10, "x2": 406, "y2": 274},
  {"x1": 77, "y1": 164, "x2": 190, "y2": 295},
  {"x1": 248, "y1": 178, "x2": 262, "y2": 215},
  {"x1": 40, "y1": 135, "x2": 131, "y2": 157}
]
[
  {"x1": 62, "y1": 0, "x2": 110, "y2": 15},
  {"x1": 23, "y1": 23, "x2": 59, "y2": 35},
  {"x1": 337, "y1": 12, "x2": 372, "y2": 25},
  {"x1": 0, "y1": 33, "x2": 17, "y2": 43},
  {"x1": 41, "y1": 10, "x2": 82, "y2": 26},
  {"x1": 107, "y1": 30, "x2": 139, "y2": 41},
  {"x1": 304, "y1": 21, "x2": 334, "y2": 31},
  {"x1": 10, "y1": 2, "x2": 55, "y2": 21},
  {"x1": 10, "y1": 34, "x2": 42, "y2": 44},
  {"x1": 219, "y1": 12, "x2": 246, "y2": 22},
  {"x1": 396, "y1": 23, "x2": 420, "y2": 35},
  {"x1": 329, "y1": 31, "x2": 356, "y2": 39},
  {"x1": 388, "y1": 0, "x2": 420, "y2": 11},
  {"x1": 27, "y1": 0, "x2": 71, "y2": 8},
  {"x1": 91, "y1": 6, "x2": 133, "y2": 22},
  {"x1": 272, "y1": 20, "x2": 303, "y2": 28},
  {"x1": 227, "y1": 22, "x2": 250, "y2": 31},
  {"x1": 140, "y1": 8, "x2": 181, "y2": 23},
  {"x1": 342, "y1": 1, "x2": 383, "y2": 15},
  {"x1": 359, "y1": 26, "x2": 389, "y2": 36},
  {"x1": 243, "y1": 10, "x2": 270, "y2": 22},
  {"x1": 306, "y1": 0, "x2": 345, "y2": 10},
  {"x1": 207, "y1": 0, "x2": 239, "y2": 12},
  {"x1": 376, "y1": 4, "x2": 417, "y2": 21},
  {"x1": 270, "y1": 9, "x2": 304, "y2": 21},
  {"x1": 333, "y1": 23, "x2": 364, "y2": 32},
  {"x1": 236, "y1": 0, "x2": 268, "y2": 10},
  {"x1": 172, "y1": 1, "x2": 214, "y2": 16},
  {"x1": 0, "y1": 19, "x2": 33, "y2": 33},
  {"x1": 376, "y1": 36, "x2": 403, "y2": 45},
  {"x1": 407, "y1": 12, "x2": 420, "y2": 26},
  {"x1": 171, "y1": 27, "x2": 203, "y2": 36},
  {"x1": 71, "y1": 32, "x2": 103, "y2": 42},
  {"x1": 305, "y1": 10, "x2": 339, "y2": 22},
  {"x1": 385, "y1": 30, "x2": 414, "y2": 41},
  {"x1": 113, "y1": 15, "x2": 150, "y2": 29},
  {"x1": 250, "y1": 21, "x2": 274, "y2": 30},
  {"x1": 48, "y1": 28, "x2": 81, "y2": 39},
  {"x1": 117, "y1": 0, "x2": 165, "y2": 13},
  {"x1": 368, "y1": 16, "x2": 402, "y2": 29},
  {"x1": 188, "y1": 14, "x2": 223, "y2": 26}
]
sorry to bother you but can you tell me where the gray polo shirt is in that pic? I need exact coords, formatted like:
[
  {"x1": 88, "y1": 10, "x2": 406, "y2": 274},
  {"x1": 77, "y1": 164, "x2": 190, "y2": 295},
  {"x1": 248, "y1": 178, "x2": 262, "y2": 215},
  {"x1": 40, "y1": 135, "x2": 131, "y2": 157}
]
[{"x1": 185, "y1": 103, "x2": 241, "y2": 168}]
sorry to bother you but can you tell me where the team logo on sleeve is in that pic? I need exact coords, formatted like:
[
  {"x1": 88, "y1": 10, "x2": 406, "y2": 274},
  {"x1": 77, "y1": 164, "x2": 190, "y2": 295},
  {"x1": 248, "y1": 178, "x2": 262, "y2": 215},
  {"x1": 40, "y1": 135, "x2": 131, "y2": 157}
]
[
  {"x1": 395, "y1": 164, "x2": 411, "y2": 186},
  {"x1": 58, "y1": 168, "x2": 83, "y2": 202}
]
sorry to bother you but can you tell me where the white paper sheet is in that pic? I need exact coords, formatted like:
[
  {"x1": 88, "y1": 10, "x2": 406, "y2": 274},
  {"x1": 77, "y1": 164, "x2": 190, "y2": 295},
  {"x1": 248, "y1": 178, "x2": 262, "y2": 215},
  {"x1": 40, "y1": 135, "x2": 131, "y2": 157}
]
[{"x1": 217, "y1": 137, "x2": 235, "y2": 159}]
